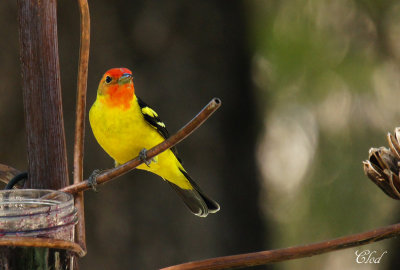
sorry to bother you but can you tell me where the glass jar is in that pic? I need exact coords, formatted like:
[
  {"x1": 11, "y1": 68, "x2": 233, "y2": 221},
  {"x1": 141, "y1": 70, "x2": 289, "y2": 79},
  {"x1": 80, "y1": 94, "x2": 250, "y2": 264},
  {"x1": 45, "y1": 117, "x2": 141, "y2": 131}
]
[
  {"x1": 0, "y1": 189, "x2": 77, "y2": 240},
  {"x1": 0, "y1": 189, "x2": 78, "y2": 269}
]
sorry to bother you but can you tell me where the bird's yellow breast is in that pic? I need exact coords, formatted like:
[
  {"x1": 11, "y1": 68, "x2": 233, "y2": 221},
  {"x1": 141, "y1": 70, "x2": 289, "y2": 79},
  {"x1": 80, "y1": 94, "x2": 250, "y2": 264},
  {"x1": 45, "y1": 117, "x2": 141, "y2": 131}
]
[{"x1": 89, "y1": 97, "x2": 163, "y2": 164}]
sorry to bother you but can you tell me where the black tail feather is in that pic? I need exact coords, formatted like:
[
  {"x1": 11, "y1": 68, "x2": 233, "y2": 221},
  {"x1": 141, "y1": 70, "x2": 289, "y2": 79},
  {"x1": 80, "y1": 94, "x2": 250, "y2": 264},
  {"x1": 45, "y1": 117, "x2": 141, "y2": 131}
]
[{"x1": 167, "y1": 170, "x2": 220, "y2": 217}]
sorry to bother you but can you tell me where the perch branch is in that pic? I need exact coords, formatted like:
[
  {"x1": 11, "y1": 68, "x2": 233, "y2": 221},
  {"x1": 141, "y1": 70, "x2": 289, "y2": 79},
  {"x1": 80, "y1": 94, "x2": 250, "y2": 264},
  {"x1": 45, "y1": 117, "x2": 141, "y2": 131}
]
[
  {"x1": 60, "y1": 97, "x2": 221, "y2": 194},
  {"x1": 0, "y1": 237, "x2": 85, "y2": 257},
  {"x1": 161, "y1": 222, "x2": 400, "y2": 270},
  {"x1": 73, "y1": 0, "x2": 90, "y2": 256}
]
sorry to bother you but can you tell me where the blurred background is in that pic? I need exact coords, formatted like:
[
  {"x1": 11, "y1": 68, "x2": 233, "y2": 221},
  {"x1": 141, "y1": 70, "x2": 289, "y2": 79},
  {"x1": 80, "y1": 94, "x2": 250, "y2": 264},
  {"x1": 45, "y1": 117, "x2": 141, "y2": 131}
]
[{"x1": 1, "y1": 0, "x2": 400, "y2": 269}]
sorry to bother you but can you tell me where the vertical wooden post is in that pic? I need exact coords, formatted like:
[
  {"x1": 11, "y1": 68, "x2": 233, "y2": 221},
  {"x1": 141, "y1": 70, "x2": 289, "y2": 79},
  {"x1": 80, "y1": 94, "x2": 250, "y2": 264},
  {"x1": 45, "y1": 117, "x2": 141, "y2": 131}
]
[
  {"x1": 17, "y1": 0, "x2": 69, "y2": 189},
  {"x1": 13, "y1": 0, "x2": 72, "y2": 268}
]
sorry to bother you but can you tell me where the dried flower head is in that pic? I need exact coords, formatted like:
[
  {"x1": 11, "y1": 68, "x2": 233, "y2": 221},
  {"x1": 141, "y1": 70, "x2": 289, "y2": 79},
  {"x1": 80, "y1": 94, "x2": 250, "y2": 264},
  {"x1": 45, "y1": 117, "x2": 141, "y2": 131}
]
[{"x1": 363, "y1": 128, "x2": 400, "y2": 199}]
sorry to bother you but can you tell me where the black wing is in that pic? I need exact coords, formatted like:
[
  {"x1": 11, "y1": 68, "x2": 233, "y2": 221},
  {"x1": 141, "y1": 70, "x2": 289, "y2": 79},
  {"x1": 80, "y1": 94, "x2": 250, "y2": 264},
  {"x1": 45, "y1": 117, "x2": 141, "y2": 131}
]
[{"x1": 137, "y1": 97, "x2": 181, "y2": 161}]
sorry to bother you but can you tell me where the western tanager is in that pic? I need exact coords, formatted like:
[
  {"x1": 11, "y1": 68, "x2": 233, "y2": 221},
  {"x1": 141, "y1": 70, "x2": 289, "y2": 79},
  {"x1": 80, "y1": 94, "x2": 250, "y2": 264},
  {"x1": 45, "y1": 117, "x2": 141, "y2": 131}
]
[{"x1": 89, "y1": 68, "x2": 220, "y2": 217}]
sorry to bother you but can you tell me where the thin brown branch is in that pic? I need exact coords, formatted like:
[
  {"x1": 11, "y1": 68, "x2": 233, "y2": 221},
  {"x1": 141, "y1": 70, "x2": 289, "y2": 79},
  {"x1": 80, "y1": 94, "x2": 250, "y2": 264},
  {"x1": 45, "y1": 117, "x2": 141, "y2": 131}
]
[
  {"x1": 161, "y1": 222, "x2": 400, "y2": 270},
  {"x1": 60, "y1": 97, "x2": 221, "y2": 194},
  {"x1": 74, "y1": 0, "x2": 90, "y2": 185},
  {"x1": 0, "y1": 237, "x2": 85, "y2": 257},
  {"x1": 73, "y1": 0, "x2": 90, "y2": 257},
  {"x1": 0, "y1": 164, "x2": 21, "y2": 186}
]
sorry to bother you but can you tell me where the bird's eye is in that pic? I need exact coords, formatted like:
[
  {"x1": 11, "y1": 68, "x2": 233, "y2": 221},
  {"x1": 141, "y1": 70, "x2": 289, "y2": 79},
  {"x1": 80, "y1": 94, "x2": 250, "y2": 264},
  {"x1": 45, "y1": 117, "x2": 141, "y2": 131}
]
[{"x1": 105, "y1": 76, "x2": 112, "y2": 84}]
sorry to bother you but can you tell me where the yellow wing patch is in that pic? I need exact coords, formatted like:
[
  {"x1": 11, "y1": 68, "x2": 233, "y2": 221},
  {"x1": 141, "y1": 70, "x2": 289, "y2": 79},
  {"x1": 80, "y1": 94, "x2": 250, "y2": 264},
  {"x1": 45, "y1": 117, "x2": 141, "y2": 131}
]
[
  {"x1": 141, "y1": 106, "x2": 158, "y2": 118},
  {"x1": 157, "y1": 121, "x2": 166, "y2": 128}
]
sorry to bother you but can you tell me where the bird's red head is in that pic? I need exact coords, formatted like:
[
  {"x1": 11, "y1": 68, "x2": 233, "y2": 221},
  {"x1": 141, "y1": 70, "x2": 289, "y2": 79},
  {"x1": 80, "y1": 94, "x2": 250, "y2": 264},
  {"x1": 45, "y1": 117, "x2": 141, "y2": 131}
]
[{"x1": 97, "y1": 68, "x2": 135, "y2": 109}]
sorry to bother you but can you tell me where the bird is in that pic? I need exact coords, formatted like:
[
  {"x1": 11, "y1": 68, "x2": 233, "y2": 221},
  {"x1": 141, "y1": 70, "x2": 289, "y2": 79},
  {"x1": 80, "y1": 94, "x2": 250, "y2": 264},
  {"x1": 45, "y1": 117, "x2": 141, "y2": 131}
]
[{"x1": 89, "y1": 67, "x2": 220, "y2": 217}]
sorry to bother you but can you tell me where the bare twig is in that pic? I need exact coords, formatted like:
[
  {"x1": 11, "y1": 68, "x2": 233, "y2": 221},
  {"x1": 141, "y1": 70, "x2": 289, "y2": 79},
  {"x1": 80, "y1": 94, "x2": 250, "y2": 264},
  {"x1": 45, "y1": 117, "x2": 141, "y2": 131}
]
[
  {"x1": 0, "y1": 164, "x2": 21, "y2": 186},
  {"x1": 161, "y1": 222, "x2": 400, "y2": 270},
  {"x1": 60, "y1": 97, "x2": 221, "y2": 194},
  {"x1": 74, "y1": 0, "x2": 90, "y2": 185},
  {"x1": 73, "y1": 0, "x2": 90, "y2": 256},
  {"x1": 0, "y1": 237, "x2": 85, "y2": 257}
]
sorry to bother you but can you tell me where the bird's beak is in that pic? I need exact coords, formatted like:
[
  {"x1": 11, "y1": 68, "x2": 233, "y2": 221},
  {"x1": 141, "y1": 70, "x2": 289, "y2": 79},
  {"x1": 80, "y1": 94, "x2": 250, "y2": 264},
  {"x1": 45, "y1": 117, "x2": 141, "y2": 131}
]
[{"x1": 118, "y1": 73, "x2": 133, "y2": 85}]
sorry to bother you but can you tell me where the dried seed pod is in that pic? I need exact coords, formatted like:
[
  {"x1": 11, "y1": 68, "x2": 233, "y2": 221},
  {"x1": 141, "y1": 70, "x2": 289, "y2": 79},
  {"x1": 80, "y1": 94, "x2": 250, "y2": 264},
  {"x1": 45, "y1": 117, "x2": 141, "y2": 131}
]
[
  {"x1": 371, "y1": 147, "x2": 398, "y2": 174},
  {"x1": 395, "y1": 127, "x2": 400, "y2": 142},
  {"x1": 363, "y1": 129, "x2": 400, "y2": 200},
  {"x1": 363, "y1": 160, "x2": 399, "y2": 199},
  {"x1": 388, "y1": 130, "x2": 400, "y2": 160}
]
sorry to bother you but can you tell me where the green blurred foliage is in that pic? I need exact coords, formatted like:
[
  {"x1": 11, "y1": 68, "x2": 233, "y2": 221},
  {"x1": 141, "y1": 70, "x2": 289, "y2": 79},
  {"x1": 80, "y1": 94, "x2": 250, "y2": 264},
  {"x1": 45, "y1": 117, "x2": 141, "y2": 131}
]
[{"x1": 248, "y1": 0, "x2": 400, "y2": 269}]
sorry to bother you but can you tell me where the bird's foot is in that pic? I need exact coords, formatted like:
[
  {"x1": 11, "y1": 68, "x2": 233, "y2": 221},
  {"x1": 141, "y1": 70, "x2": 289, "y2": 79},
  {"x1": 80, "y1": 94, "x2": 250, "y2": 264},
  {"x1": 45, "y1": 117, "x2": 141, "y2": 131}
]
[
  {"x1": 139, "y1": 148, "x2": 154, "y2": 167},
  {"x1": 88, "y1": 169, "x2": 105, "y2": 192}
]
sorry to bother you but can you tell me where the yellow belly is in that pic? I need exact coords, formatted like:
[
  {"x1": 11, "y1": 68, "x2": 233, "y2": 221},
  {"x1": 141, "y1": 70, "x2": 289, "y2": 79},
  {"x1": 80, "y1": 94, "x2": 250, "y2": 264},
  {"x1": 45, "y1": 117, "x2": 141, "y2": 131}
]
[{"x1": 89, "y1": 98, "x2": 191, "y2": 189}]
